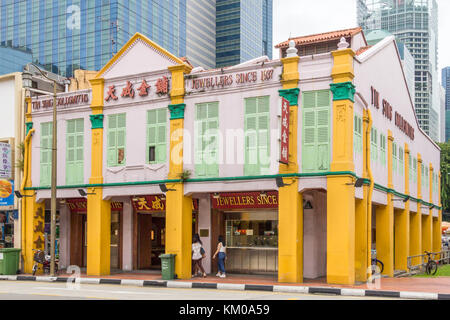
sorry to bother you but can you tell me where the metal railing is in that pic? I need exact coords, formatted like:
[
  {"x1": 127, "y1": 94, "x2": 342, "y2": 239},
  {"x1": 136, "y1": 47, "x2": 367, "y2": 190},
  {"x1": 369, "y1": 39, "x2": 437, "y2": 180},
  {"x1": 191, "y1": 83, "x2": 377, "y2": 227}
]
[{"x1": 407, "y1": 250, "x2": 450, "y2": 272}]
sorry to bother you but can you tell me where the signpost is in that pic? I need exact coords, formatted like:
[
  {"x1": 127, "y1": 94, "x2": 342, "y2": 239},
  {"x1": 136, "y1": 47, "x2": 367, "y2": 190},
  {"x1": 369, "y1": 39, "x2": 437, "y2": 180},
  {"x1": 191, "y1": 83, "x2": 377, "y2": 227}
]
[{"x1": 280, "y1": 98, "x2": 290, "y2": 165}]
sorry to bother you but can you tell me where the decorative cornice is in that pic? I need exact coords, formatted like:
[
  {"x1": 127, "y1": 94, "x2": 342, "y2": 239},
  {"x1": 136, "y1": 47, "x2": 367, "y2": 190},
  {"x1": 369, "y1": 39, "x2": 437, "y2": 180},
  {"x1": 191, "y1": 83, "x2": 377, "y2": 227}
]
[
  {"x1": 90, "y1": 114, "x2": 104, "y2": 129},
  {"x1": 279, "y1": 88, "x2": 300, "y2": 106},
  {"x1": 26, "y1": 122, "x2": 33, "y2": 135},
  {"x1": 168, "y1": 103, "x2": 186, "y2": 120},
  {"x1": 330, "y1": 82, "x2": 356, "y2": 102}
]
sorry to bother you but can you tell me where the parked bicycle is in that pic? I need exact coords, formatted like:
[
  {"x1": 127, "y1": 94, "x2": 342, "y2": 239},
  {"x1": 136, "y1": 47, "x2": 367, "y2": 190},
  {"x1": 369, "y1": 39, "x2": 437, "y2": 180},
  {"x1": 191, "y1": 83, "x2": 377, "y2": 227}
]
[
  {"x1": 32, "y1": 249, "x2": 58, "y2": 275},
  {"x1": 424, "y1": 251, "x2": 438, "y2": 275},
  {"x1": 371, "y1": 250, "x2": 384, "y2": 274}
]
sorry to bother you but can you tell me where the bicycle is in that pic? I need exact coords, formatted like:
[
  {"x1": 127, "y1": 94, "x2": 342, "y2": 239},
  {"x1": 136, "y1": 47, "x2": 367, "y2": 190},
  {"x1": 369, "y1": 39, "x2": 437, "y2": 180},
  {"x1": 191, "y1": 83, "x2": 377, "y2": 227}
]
[
  {"x1": 371, "y1": 250, "x2": 384, "y2": 274},
  {"x1": 424, "y1": 251, "x2": 438, "y2": 275}
]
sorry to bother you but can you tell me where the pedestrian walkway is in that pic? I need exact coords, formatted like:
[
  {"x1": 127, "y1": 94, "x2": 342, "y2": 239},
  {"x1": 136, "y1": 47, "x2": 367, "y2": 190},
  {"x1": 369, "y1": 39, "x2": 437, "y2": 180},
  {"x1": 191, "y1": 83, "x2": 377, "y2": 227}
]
[{"x1": 17, "y1": 270, "x2": 450, "y2": 295}]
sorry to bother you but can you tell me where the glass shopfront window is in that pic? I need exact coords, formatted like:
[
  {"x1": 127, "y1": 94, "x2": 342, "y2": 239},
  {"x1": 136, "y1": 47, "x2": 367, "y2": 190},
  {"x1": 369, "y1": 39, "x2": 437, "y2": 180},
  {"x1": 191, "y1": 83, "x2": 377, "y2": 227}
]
[{"x1": 226, "y1": 218, "x2": 278, "y2": 248}]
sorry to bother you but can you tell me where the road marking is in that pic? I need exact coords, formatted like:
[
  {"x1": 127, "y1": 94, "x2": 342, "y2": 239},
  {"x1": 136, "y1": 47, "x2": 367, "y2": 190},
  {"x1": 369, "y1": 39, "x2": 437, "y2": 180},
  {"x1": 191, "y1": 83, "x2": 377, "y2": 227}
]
[{"x1": 33, "y1": 286, "x2": 173, "y2": 296}]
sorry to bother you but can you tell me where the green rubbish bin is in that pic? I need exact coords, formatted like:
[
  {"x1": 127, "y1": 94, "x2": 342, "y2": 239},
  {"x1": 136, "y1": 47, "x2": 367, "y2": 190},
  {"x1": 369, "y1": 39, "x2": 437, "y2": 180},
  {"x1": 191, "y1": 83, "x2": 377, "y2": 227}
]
[
  {"x1": 159, "y1": 254, "x2": 176, "y2": 280},
  {"x1": 0, "y1": 248, "x2": 21, "y2": 275}
]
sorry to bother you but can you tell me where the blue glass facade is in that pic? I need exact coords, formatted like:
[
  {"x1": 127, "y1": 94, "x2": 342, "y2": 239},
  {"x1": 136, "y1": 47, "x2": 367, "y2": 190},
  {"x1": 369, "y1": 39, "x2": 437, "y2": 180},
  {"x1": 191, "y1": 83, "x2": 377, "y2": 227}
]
[
  {"x1": 0, "y1": 45, "x2": 32, "y2": 75},
  {"x1": 0, "y1": 0, "x2": 187, "y2": 77},
  {"x1": 216, "y1": 0, "x2": 272, "y2": 68}
]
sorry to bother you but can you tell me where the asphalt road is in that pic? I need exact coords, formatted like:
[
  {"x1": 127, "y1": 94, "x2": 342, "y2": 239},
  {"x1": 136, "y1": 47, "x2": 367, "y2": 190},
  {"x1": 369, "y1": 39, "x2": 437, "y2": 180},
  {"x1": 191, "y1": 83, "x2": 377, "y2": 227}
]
[{"x1": 0, "y1": 281, "x2": 401, "y2": 300}]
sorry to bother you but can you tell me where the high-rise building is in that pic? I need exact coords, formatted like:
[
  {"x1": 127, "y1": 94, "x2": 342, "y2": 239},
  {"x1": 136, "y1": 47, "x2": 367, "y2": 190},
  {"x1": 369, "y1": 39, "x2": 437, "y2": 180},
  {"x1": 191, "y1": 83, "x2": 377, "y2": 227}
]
[
  {"x1": 216, "y1": 0, "x2": 273, "y2": 68},
  {"x1": 0, "y1": 46, "x2": 32, "y2": 75},
  {"x1": 443, "y1": 67, "x2": 450, "y2": 141},
  {"x1": 0, "y1": 0, "x2": 188, "y2": 77},
  {"x1": 186, "y1": 0, "x2": 216, "y2": 69},
  {"x1": 357, "y1": 0, "x2": 440, "y2": 141}
]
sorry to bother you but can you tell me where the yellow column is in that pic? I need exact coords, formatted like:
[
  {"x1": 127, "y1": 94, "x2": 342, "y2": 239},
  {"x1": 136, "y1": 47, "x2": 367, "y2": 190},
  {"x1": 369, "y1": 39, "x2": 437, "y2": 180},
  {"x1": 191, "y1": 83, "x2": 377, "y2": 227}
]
[
  {"x1": 327, "y1": 44, "x2": 356, "y2": 285},
  {"x1": 422, "y1": 164, "x2": 433, "y2": 253},
  {"x1": 394, "y1": 143, "x2": 410, "y2": 271},
  {"x1": 376, "y1": 131, "x2": 394, "y2": 277},
  {"x1": 410, "y1": 154, "x2": 422, "y2": 267},
  {"x1": 277, "y1": 49, "x2": 303, "y2": 283},
  {"x1": 20, "y1": 97, "x2": 46, "y2": 274},
  {"x1": 86, "y1": 78, "x2": 111, "y2": 276},
  {"x1": 355, "y1": 110, "x2": 371, "y2": 282},
  {"x1": 432, "y1": 172, "x2": 442, "y2": 254},
  {"x1": 165, "y1": 64, "x2": 193, "y2": 279}
]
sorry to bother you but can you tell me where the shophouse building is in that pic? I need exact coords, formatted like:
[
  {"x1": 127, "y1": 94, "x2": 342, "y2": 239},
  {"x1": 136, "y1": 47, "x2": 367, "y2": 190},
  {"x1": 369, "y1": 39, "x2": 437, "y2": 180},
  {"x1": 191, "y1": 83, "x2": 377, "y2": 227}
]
[{"x1": 21, "y1": 29, "x2": 442, "y2": 285}]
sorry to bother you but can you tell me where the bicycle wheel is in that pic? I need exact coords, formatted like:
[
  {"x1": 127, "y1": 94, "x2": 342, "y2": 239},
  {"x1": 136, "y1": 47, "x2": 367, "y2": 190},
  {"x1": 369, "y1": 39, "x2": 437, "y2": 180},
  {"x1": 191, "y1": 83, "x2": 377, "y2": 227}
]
[
  {"x1": 426, "y1": 261, "x2": 438, "y2": 275},
  {"x1": 376, "y1": 259, "x2": 384, "y2": 274},
  {"x1": 32, "y1": 264, "x2": 37, "y2": 276}
]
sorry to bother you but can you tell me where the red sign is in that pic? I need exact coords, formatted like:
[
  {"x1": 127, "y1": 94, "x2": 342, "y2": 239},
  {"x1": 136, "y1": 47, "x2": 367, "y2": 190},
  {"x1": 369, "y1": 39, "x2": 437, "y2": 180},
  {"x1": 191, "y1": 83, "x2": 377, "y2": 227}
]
[
  {"x1": 280, "y1": 98, "x2": 290, "y2": 165},
  {"x1": 131, "y1": 195, "x2": 199, "y2": 212},
  {"x1": 211, "y1": 191, "x2": 278, "y2": 210},
  {"x1": 66, "y1": 198, "x2": 123, "y2": 213}
]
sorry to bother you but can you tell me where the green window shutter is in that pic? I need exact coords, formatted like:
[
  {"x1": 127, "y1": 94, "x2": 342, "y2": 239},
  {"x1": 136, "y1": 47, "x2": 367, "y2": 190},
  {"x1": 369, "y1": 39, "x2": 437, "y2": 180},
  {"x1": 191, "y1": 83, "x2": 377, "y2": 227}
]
[
  {"x1": 66, "y1": 119, "x2": 84, "y2": 185},
  {"x1": 40, "y1": 122, "x2": 52, "y2": 187},
  {"x1": 107, "y1": 113, "x2": 126, "y2": 167},
  {"x1": 195, "y1": 102, "x2": 219, "y2": 177},
  {"x1": 392, "y1": 143, "x2": 397, "y2": 174},
  {"x1": 244, "y1": 97, "x2": 269, "y2": 176},
  {"x1": 147, "y1": 109, "x2": 167, "y2": 164},
  {"x1": 413, "y1": 158, "x2": 417, "y2": 184},
  {"x1": 399, "y1": 147, "x2": 404, "y2": 177},
  {"x1": 302, "y1": 90, "x2": 330, "y2": 173}
]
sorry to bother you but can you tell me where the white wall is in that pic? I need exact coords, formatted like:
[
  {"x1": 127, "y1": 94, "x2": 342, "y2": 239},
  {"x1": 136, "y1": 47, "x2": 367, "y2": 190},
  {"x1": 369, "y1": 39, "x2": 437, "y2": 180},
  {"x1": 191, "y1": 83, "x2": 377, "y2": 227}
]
[{"x1": 0, "y1": 78, "x2": 16, "y2": 138}]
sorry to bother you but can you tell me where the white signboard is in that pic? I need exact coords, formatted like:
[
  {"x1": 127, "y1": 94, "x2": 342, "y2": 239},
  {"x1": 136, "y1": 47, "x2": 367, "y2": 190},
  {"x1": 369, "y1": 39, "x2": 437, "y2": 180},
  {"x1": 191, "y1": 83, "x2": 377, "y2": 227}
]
[{"x1": 0, "y1": 143, "x2": 11, "y2": 179}]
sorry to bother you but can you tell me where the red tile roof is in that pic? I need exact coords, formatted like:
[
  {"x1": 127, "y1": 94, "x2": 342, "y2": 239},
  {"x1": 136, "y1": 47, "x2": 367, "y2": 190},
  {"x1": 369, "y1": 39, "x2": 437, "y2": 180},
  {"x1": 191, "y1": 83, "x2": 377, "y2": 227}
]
[
  {"x1": 275, "y1": 27, "x2": 363, "y2": 49},
  {"x1": 355, "y1": 45, "x2": 372, "y2": 56}
]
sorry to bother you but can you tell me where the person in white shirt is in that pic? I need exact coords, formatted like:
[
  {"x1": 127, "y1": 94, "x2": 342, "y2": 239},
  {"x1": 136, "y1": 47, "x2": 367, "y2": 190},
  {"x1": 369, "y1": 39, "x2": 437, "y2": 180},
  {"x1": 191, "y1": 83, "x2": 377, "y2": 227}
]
[
  {"x1": 192, "y1": 233, "x2": 206, "y2": 278},
  {"x1": 213, "y1": 235, "x2": 227, "y2": 278}
]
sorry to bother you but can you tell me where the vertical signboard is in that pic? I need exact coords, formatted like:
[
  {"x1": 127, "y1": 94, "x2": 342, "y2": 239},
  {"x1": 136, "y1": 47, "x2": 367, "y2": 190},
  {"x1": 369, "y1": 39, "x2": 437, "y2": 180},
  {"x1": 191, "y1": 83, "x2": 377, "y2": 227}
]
[
  {"x1": 280, "y1": 98, "x2": 290, "y2": 165},
  {"x1": 0, "y1": 143, "x2": 11, "y2": 179},
  {"x1": 0, "y1": 180, "x2": 14, "y2": 207}
]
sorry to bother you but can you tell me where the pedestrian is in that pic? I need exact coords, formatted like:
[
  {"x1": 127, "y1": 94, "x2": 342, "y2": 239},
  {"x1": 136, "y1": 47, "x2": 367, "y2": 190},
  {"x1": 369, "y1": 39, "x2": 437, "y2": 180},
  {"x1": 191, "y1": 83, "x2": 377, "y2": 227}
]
[
  {"x1": 213, "y1": 235, "x2": 227, "y2": 278},
  {"x1": 192, "y1": 233, "x2": 207, "y2": 278}
]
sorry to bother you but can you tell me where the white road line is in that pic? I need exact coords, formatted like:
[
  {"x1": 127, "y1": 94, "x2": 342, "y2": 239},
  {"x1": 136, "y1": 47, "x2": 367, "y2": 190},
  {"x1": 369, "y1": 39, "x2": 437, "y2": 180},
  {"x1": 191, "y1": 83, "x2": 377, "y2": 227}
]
[{"x1": 33, "y1": 286, "x2": 173, "y2": 296}]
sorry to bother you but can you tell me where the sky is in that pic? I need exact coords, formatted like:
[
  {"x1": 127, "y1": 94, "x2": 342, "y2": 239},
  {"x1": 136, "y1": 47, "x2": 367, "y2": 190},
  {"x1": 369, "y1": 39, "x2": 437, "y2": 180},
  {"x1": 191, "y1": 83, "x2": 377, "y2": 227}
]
[{"x1": 273, "y1": 0, "x2": 450, "y2": 77}]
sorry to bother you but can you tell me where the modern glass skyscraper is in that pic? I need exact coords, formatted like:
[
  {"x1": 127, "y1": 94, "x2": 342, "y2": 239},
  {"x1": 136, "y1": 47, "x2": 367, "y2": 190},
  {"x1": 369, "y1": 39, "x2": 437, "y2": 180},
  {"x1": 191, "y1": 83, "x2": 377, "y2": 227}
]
[
  {"x1": 0, "y1": 45, "x2": 32, "y2": 74},
  {"x1": 0, "y1": 0, "x2": 187, "y2": 77},
  {"x1": 216, "y1": 0, "x2": 273, "y2": 68},
  {"x1": 443, "y1": 67, "x2": 450, "y2": 141},
  {"x1": 357, "y1": 0, "x2": 440, "y2": 141}
]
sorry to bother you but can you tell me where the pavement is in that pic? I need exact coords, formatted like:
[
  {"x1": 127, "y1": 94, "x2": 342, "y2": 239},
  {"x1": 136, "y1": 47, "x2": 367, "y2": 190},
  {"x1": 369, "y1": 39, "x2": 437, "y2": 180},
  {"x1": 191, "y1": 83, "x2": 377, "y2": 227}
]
[{"x1": 2, "y1": 270, "x2": 450, "y2": 300}]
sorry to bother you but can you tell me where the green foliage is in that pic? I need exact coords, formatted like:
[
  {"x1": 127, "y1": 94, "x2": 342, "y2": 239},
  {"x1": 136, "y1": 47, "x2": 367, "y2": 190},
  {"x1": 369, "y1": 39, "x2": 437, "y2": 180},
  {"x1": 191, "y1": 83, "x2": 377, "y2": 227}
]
[
  {"x1": 179, "y1": 170, "x2": 191, "y2": 181},
  {"x1": 438, "y1": 142, "x2": 450, "y2": 215},
  {"x1": 413, "y1": 264, "x2": 450, "y2": 277}
]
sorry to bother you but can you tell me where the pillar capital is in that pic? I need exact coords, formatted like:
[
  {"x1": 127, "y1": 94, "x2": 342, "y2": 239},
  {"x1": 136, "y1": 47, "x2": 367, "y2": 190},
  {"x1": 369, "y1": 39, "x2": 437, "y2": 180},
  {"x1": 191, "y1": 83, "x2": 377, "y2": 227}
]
[
  {"x1": 330, "y1": 82, "x2": 356, "y2": 102},
  {"x1": 168, "y1": 103, "x2": 186, "y2": 120},
  {"x1": 90, "y1": 114, "x2": 104, "y2": 129},
  {"x1": 278, "y1": 88, "x2": 300, "y2": 106}
]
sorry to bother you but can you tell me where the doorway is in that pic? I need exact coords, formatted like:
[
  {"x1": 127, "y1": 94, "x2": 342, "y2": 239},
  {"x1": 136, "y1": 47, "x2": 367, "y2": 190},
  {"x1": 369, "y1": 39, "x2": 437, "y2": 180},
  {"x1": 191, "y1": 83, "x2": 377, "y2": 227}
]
[
  {"x1": 136, "y1": 212, "x2": 166, "y2": 270},
  {"x1": 70, "y1": 213, "x2": 87, "y2": 268}
]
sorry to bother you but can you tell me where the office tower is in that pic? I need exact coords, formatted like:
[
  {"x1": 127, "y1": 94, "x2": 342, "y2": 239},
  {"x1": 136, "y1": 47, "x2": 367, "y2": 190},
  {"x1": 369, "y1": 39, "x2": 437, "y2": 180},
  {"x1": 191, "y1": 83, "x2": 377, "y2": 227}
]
[
  {"x1": 0, "y1": 45, "x2": 32, "y2": 75},
  {"x1": 186, "y1": 0, "x2": 216, "y2": 69},
  {"x1": 443, "y1": 67, "x2": 450, "y2": 141},
  {"x1": 357, "y1": 0, "x2": 440, "y2": 141},
  {"x1": 0, "y1": 0, "x2": 187, "y2": 77},
  {"x1": 216, "y1": 0, "x2": 273, "y2": 68}
]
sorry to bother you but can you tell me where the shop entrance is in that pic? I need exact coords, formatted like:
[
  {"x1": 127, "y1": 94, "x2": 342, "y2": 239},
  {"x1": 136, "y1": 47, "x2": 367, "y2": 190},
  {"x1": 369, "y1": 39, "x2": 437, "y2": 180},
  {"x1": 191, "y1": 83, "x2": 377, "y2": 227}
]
[
  {"x1": 136, "y1": 212, "x2": 165, "y2": 270},
  {"x1": 70, "y1": 212, "x2": 87, "y2": 268}
]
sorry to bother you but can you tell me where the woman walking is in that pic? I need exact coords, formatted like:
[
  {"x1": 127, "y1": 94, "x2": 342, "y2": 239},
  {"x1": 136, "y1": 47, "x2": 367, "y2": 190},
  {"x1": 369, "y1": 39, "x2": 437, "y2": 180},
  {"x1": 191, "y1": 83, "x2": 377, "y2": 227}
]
[
  {"x1": 192, "y1": 233, "x2": 207, "y2": 278},
  {"x1": 213, "y1": 235, "x2": 227, "y2": 278}
]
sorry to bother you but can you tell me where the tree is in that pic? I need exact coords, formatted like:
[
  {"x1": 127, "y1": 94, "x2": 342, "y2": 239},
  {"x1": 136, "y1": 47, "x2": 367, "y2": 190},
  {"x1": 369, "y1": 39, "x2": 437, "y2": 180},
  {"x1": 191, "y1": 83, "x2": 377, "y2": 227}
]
[{"x1": 438, "y1": 142, "x2": 450, "y2": 219}]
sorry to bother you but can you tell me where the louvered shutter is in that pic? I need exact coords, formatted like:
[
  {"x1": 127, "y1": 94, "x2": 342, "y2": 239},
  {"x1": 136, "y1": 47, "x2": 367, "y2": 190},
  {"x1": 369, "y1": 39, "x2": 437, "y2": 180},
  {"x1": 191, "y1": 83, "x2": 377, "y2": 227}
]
[
  {"x1": 302, "y1": 92, "x2": 317, "y2": 172},
  {"x1": 317, "y1": 107, "x2": 330, "y2": 171},
  {"x1": 40, "y1": 122, "x2": 52, "y2": 186},
  {"x1": 107, "y1": 114, "x2": 117, "y2": 167},
  {"x1": 117, "y1": 114, "x2": 126, "y2": 165},
  {"x1": 245, "y1": 100, "x2": 258, "y2": 176}
]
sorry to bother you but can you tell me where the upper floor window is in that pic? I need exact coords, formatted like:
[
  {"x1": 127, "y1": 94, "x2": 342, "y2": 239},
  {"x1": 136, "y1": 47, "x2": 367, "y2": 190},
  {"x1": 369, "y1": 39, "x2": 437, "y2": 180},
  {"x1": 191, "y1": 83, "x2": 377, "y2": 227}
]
[
  {"x1": 302, "y1": 90, "x2": 331, "y2": 173},
  {"x1": 107, "y1": 113, "x2": 126, "y2": 167},
  {"x1": 40, "y1": 122, "x2": 52, "y2": 187},
  {"x1": 195, "y1": 102, "x2": 219, "y2": 177},
  {"x1": 379, "y1": 133, "x2": 386, "y2": 167},
  {"x1": 66, "y1": 119, "x2": 84, "y2": 185},
  {"x1": 370, "y1": 127, "x2": 378, "y2": 163},
  {"x1": 353, "y1": 115, "x2": 363, "y2": 155},
  {"x1": 147, "y1": 109, "x2": 167, "y2": 164},
  {"x1": 392, "y1": 142, "x2": 398, "y2": 174},
  {"x1": 398, "y1": 147, "x2": 404, "y2": 177},
  {"x1": 245, "y1": 96, "x2": 270, "y2": 176}
]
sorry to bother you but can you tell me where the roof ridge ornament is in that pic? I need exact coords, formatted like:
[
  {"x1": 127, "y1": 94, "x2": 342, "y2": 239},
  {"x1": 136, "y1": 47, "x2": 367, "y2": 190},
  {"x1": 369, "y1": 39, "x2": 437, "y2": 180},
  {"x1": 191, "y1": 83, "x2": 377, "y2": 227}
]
[
  {"x1": 286, "y1": 40, "x2": 298, "y2": 58},
  {"x1": 338, "y1": 37, "x2": 349, "y2": 50}
]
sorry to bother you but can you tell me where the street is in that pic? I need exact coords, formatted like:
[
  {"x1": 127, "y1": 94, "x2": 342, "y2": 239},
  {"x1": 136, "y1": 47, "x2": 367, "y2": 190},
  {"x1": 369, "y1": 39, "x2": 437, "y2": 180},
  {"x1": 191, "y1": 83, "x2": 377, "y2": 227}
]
[{"x1": 0, "y1": 281, "x2": 401, "y2": 300}]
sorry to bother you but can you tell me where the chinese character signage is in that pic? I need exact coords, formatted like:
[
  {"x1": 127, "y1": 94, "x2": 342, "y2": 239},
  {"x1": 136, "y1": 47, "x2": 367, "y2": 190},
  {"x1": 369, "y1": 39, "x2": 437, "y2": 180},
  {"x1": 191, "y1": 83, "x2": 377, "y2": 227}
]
[
  {"x1": 105, "y1": 76, "x2": 170, "y2": 103},
  {"x1": 280, "y1": 98, "x2": 290, "y2": 165},
  {"x1": 211, "y1": 191, "x2": 278, "y2": 210},
  {"x1": 0, "y1": 143, "x2": 11, "y2": 179},
  {"x1": 131, "y1": 195, "x2": 199, "y2": 212},
  {"x1": 0, "y1": 180, "x2": 14, "y2": 207}
]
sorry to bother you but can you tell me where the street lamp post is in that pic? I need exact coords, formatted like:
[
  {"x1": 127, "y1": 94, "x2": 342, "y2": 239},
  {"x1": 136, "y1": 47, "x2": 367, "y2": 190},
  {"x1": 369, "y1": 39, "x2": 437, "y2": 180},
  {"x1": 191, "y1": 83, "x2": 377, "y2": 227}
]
[{"x1": 22, "y1": 66, "x2": 68, "y2": 277}]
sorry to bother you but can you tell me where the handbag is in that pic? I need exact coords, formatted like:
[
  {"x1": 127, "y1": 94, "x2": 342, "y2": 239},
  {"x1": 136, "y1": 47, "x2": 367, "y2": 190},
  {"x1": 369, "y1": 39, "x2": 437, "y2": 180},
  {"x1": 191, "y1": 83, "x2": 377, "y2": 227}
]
[{"x1": 200, "y1": 247, "x2": 206, "y2": 258}]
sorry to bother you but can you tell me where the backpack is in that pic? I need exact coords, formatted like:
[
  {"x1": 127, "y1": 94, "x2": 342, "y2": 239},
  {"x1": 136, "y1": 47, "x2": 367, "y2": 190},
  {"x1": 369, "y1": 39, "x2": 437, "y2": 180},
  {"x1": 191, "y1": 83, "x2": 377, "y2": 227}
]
[{"x1": 200, "y1": 247, "x2": 206, "y2": 258}]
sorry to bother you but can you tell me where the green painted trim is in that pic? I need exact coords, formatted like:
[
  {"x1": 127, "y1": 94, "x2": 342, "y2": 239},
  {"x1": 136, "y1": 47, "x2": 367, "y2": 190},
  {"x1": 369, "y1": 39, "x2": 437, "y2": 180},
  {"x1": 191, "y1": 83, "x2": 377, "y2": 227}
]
[
  {"x1": 330, "y1": 82, "x2": 356, "y2": 102},
  {"x1": 26, "y1": 122, "x2": 33, "y2": 135},
  {"x1": 168, "y1": 103, "x2": 186, "y2": 120},
  {"x1": 90, "y1": 114, "x2": 104, "y2": 129},
  {"x1": 24, "y1": 172, "x2": 441, "y2": 210},
  {"x1": 278, "y1": 88, "x2": 300, "y2": 106}
]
